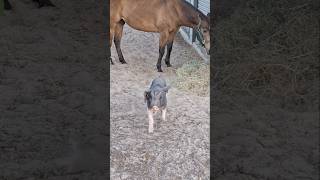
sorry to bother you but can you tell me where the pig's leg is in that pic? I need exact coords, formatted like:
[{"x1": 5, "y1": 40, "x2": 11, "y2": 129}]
[
  {"x1": 161, "y1": 108, "x2": 167, "y2": 121},
  {"x1": 148, "y1": 110, "x2": 154, "y2": 133}
]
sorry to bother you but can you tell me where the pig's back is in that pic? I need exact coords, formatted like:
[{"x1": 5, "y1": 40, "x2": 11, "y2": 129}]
[{"x1": 150, "y1": 77, "x2": 166, "y2": 90}]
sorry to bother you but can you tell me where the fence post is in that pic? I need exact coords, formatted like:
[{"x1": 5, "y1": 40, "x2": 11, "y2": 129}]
[{"x1": 192, "y1": 0, "x2": 199, "y2": 43}]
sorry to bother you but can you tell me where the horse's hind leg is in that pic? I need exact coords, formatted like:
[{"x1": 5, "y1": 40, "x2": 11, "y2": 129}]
[
  {"x1": 157, "y1": 31, "x2": 169, "y2": 72},
  {"x1": 114, "y1": 20, "x2": 126, "y2": 64},
  {"x1": 165, "y1": 30, "x2": 178, "y2": 67},
  {"x1": 110, "y1": 57, "x2": 114, "y2": 65},
  {"x1": 4, "y1": 0, "x2": 12, "y2": 10},
  {"x1": 109, "y1": 23, "x2": 115, "y2": 65}
]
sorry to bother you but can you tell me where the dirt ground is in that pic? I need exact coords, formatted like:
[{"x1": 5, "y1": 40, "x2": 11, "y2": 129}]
[
  {"x1": 1, "y1": 0, "x2": 317, "y2": 180},
  {"x1": 211, "y1": 93, "x2": 319, "y2": 179},
  {"x1": 0, "y1": 0, "x2": 108, "y2": 179},
  {"x1": 110, "y1": 26, "x2": 210, "y2": 179}
]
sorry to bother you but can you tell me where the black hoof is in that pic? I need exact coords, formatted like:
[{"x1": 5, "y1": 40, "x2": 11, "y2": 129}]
[
  {"x1": 166, "y1": 63, "x2": 172, "y2": 67},
  {"x1": 109, "y1": 57, "x2": 114, "y2": 65},
  {"x1": 119, "y1": 60, "x2": 127, "y2": 64},
  {"x1": 156, "y1": 64, "x2": 163, "y2": 72}
]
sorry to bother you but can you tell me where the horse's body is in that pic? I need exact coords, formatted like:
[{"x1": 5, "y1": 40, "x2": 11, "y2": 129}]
[
  {"x1": 4, "y1": 0, "x2": 55, "y2": 10},
  {"x1": 110, "y1": 0, "x2": 210, "y2": 72}
]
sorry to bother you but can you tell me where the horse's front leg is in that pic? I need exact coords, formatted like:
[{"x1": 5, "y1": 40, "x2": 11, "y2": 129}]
[
  {"x1": 157, "y1": 46, "x2": 166, "y2": 72},
  {"x1": 157, "y1": 32, "x2": 169, "y2": 72},
  {"x1": 164, "y1": 30, "x2": 177, "y2": 67},
  {"x1": 164, "y1": 41, "x2": 173, "y2": 67}
]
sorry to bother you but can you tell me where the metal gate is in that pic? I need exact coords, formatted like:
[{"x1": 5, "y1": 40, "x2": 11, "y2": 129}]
[{"x1": 198, "y1": 0, "x2": 210, "y2": 15}]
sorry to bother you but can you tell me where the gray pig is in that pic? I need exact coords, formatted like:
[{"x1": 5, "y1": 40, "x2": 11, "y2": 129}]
[{"x1": 144, "y1": 77, "x2": 170, "y2": 133}]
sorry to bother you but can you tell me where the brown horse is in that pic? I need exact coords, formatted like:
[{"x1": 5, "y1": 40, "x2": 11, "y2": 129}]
[
  {"x1": 4, "y1": 0, "x2": 55, "y2": 10},
  {"x1": 110, "y1": 0, "x2": 210, "y2": 72}
]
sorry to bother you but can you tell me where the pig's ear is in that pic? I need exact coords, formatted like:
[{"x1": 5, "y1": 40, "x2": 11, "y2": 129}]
[
  {"x1": 163, "y1": 86, "x2": 171, "y2": 93},
  {"x1": 144, "y1": 90, "x2": 150, "y2": 103}
]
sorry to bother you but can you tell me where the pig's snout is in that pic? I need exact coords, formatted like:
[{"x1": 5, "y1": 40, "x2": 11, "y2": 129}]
[{"x1": 152, "y1": 106, "x2": 160, "y2": 112}]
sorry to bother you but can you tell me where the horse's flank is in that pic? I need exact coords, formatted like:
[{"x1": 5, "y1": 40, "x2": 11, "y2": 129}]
[{"x1": 111, "y1": 0, "x2": 206, "y2": 33}]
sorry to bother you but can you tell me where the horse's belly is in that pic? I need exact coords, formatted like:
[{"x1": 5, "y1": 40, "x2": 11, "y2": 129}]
[
  {"x1": 118, "y1": 0, "x2": 177, "y2": 33},
  {"x1": 123, "y1": 17, "x2": 159, "y2": 33}
]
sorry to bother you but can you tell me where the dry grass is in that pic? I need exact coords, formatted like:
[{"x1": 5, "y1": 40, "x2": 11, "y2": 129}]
[
  {"x1": 212, "y1": 0, "x2": 319, "y2": 110},
  {"x1": 174, "y1": 60, "x2": 210, "y2": 97}
]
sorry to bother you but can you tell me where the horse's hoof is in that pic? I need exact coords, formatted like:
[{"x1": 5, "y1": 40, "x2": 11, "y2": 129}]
[
  {"x1": 109, "y1": 57, "x2": 114, "y2": 65},
  {"x1": 156, "y1": 65, "x2": 163, "y2": 72},
  {"x1": 120, "y1": 61, "x2": 127, "y2": 64},
  {"x1": 166, "y1": 63, "x2": 172, "y2": 67}
]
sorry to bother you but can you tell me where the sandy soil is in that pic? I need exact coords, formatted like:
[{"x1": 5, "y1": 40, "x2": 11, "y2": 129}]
[
  {"x1": 0, "y1": 0, "x2": 108, "y2": 179},
  {"x1": 110, "y1": 26, "x2": 210, "y2": 179}
]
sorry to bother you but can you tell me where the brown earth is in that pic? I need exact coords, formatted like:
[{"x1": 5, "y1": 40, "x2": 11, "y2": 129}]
[
  {"x1": 110, "y1": 26, "x2": 210, "y2": 179},
  {"x1": 0, "y1": 0, "x2": 108, "y2": 179}
]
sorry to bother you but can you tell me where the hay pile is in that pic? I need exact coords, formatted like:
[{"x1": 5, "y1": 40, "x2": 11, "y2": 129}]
[{"x1": 174, "y1": 60, "x2": 210, "y2": 96}]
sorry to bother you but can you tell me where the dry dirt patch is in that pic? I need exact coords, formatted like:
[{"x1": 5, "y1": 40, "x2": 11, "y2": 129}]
[{"x1": 110, "y1": 25, "x2": 210, "y2": 179}]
